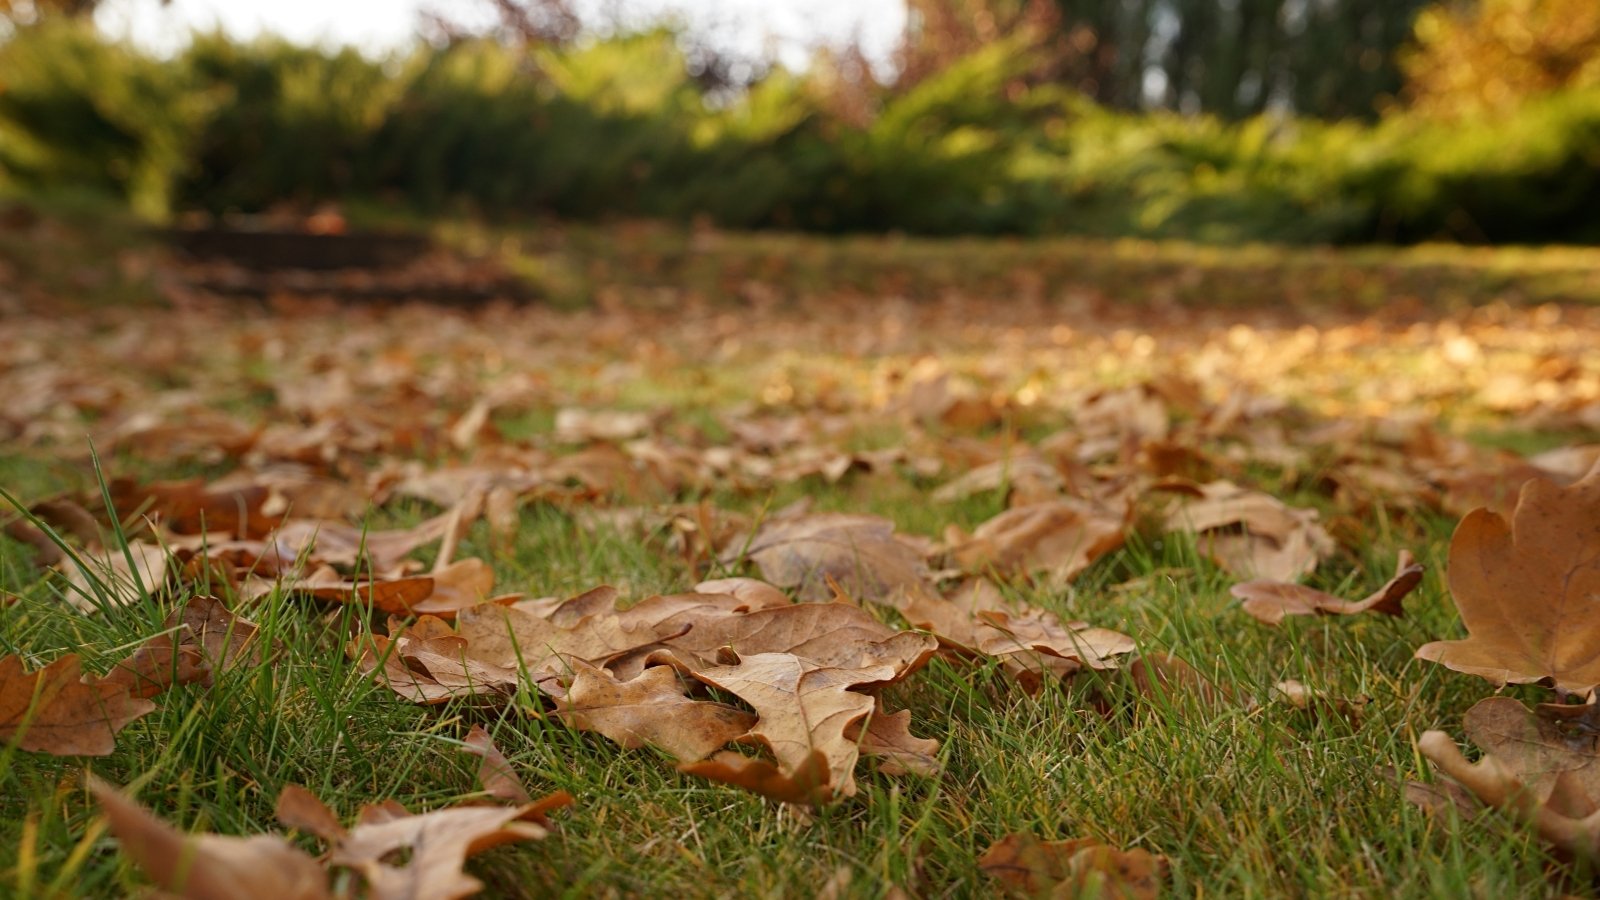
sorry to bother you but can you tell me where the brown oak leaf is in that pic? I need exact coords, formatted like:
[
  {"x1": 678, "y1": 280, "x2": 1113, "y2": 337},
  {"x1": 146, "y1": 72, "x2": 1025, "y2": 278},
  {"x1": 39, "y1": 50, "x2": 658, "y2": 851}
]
[
  {"x1": 979, "y1": 832, "x2": 1168, "y2": 898},
  {"x1": 553, "y1": 659, "x2": 756, "y2": 761},
  {"x1": 350, "y1": 616, "x2": 521, "y2": 705},
  {"x1": 681, "y1": 651, "x2": 892, "y2": 801},
  {"x1": 106, "y1": 595, "x2": 262, "y2": 698},
  {"x1": 1415, "y1": 466, "x2": 1600, "y2": 693},
  {"x1": 455, "y1": 588, "x2": 687, "y2": 678},
  {"x1": 1462, "y1": 696, "x2": 1600, "y2": 817},
  {"x1": 0, "y1": 655, "x2": 154, "y2": 756},
  {"x1": 733, "y1": 513, "x2": 931, "y2": 603},
  {"x1": 328, "y1": 801, "x2": 551, "y2": 900},
  {"x1": 845, "y1": 704, "x2": 940, "y2": 776},
  {"x1": 91, "y1": 777, "x2": 332, "y2": 899},
  {"x1": 461, "y1": 724, "x2": 533, "y2": 805},
  {"x1": 1231, "y1": 550, "x2": 1422, "y2": 626},
  {"x1": 275, "y1": 783, "x2": 566, "y2": 900},
  {"x1": 950, "y1": 498, "x2": 1128, "y2": 585},
  {"x1": 1162, "y1": 480, "x2": 1335, "y2": 582},
  {"x1": 974, "y1": 608, "x2": 1136, "y2": 686},
  {"x1": 1418, "y1": 727, "x2": 1600, "y2": 858}
]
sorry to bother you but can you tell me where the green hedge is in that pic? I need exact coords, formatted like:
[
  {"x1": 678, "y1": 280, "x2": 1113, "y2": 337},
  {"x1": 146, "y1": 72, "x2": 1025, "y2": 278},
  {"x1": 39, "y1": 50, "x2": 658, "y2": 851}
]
[{"x1": 3, "y1": 22, "x2": 1598, "y2": 244}]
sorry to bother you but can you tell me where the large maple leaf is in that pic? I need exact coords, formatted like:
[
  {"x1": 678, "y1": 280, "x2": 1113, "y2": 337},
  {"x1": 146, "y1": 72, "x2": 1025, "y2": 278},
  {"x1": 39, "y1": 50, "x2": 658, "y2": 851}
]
[{"x1": 1415, "y1": 466, "x2": 1600, "y2": 694}]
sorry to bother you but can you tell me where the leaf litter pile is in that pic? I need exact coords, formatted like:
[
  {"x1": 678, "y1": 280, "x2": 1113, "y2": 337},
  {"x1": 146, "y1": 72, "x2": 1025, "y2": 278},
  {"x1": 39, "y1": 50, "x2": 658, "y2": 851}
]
[{"x1": 4, "y1": 237, "x2": 1600, "y2": 895}]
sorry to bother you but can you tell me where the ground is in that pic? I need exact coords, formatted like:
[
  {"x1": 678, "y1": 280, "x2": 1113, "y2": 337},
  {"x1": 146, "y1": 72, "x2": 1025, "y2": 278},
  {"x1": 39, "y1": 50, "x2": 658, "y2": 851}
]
[{"x1": 2, "y1": 210, "x2": 1599, "y2": 896}]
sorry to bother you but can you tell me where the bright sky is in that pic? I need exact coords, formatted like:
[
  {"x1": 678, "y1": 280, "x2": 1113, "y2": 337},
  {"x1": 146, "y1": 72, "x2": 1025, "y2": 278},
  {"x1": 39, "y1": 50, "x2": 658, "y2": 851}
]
[{"x1": 94, "y1": 0, "x2": 906, "y2": 70}]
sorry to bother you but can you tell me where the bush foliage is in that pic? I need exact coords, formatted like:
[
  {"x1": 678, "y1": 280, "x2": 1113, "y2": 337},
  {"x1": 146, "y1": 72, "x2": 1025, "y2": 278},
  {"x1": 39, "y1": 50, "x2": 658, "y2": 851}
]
[{"x1": 2, "y1": 21, "x2": 1599, "y2": 243}]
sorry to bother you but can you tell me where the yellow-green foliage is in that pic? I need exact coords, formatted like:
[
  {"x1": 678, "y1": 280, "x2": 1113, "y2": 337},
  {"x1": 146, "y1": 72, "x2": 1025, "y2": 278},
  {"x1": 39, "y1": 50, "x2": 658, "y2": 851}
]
[
  {"x1": 1404, "y1": 0, "x2": 1600, "y2": 120},
  {"x1": 2, "y1": 21, "x2": 1599, "y2": 243}
]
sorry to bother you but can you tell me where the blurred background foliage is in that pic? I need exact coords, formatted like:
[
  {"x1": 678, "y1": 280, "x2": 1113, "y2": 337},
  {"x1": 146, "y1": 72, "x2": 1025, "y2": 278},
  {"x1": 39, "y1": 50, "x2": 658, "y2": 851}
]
[{"x1": 1, "y1": 0, "x2": 1597, "y2": 243}]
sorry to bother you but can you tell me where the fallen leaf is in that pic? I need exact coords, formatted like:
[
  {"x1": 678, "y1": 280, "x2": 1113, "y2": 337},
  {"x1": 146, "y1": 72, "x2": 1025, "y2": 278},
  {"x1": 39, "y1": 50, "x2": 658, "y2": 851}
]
[
  {"x1": 106, "y1": 595, "x2": 261, "y2": 698},
  {"x1": 1418, "y1": 728, "x2": 1600, "y2": 858},
  {"x1": 555, "y1": 407, "x2": 658, "y2": 443},
  {"x1": 846, "y1": 704, "x2": 940, "y2": 776},
  {"x1": 1127, "y1": 652, "x2": 1233, "y2": 709},
  {"x1": 59, "y1": 540, "x2": 171, "y2": 611},
  {"x1": 108, "y1": 477, "x2": 284, "y2": 538},
  {"x1": 351, "y1": 617, "x2": 521, "y2": 705},
  {"x1": 270, "y1": 500, "x2": 474, "y2": 574},
  {"x1": 678, "y1": 749, "x2": 834, "y2": 806},
  {"x1": 329, "y1": 800, "x2": 551, "y2": 900},
  {"x1": 1271, "y1": 679, "x2": 1370, "y2": 724},
  {"x1": 1231, "y1": 551, "x2": 1423, "y2": 626},
  {"x1": 455, "y1": 589, "x2": 686, "y2": 678},
  {"x1": 1415, "y1": 466, "x2": 1600, "y2": 693},
  {"x1": 733, "y1": 513, "x2": 931, "y2": 603},
  {"x1": 930, "y1": 455, "x2": 1064, "y2": 506},
  {"x1": 1162, "y1": 481, "x2": 1335, "y2": 581},
  {"x1": 0, "y1": 655, "x2": 154, "y2": 756},
  {"x1": 1462, "y1": 696, "x2": 1600, "y2": 817},
  {"x1": 462, "y1": 724, "x2": 532, "y2": 805},
  {"x1": 979, "y1": 832, "x2": 1168, "y2": 898},
  {"x1": 276, "y1": 784, "x2": 348, "y2": 843},
  {"x1": 295, "y1": 567, "x2": 436, "y2": 614},
  {"x1": 682, "y1": 652, "x2": 891, "y2": 800},
  {"x1": 974, "y1": 608, "x2": 1136, "y2": 673},
  {"x1": 553, "y1": 659, "x2": 755, "y2": 761},
  {"x1": 91, "y1": 776, "x2": 332, "y2": 900},
  {"x1": 1385, "y1": 764, "x2": 1480, "y2": 817},
  {"x1": 660, "y1": 599, "x2": 937, "y2": 680},
  {"x1": 951, "y1": 499, "x2": 1128, "y2": 585}
]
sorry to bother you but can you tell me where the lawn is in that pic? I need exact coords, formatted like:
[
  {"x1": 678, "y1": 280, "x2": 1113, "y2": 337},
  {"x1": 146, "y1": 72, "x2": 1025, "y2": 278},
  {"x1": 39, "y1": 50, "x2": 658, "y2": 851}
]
[{"x1": 3, "y1": 211, "x2": 1599, "y2": 897}]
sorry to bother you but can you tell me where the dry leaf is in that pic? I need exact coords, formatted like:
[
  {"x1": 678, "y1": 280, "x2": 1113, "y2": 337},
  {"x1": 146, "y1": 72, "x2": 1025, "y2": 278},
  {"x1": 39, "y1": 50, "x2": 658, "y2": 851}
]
[
  {"x1": 951, "y1": 499, "x2": 1128, "y2": 585},
  {"x1": 846, "y1": 704, "x2": 940, "y2": 776},
  {"x1": 106, "y1": 595, "x2": 261, "y2": 698},
  {"x1": 1389, "y1": 765, "x2": 1480, "y2": 817},
  {"x1": 660, "y1": 599, "x2": 937, "y2": 679},
  {"x1": 974, "y1": 609, "x2": 1136, "y2": 673},
  {"x1": 682, "y1": 652, "x2": 891, "y2": 801},
  {"x1": 555, "y1": 407, "x2": 658, "y2": 442},
  {"x1": 1127, "y1": 652, "x2": 1233, "y2": 709},
  {"x1": 1231, "y1": 551, "x2": 1423, "y2": 626},
  {"x1": 553, "y1": 659, "x2": 756, "y2": 761},
  {"x1": 455, "y1": 590, "x2": 685, "y2": 678},
  {"x1": 59, "y1": 540, "x2": 171, "y2": 611},
  {"x1": 734, "y1": 513, "x2": 931, "y2": 603},
  {"x1": 277, "y1": 783, "x2": 562, "y2": 900},
  {"x1": 1162, "y1": 481, "x2": 1335, "y2": 581},
  {"x1": 930, "y1": 455, "x2": 1064, "y2": 506},
  {"x1": 108, "y1": 477, "x2": 284, "y2": 538},
  {"x1": 1418, "y1": 729, "x2": 1600, "y2": 859},
  {"x1": 979, "y1": 832, "x2": 1168, "y2": 898},
  {"x1": 1271, "y1": 679, "x2": 1370, "y2": 724},
  {"x1": 351, "y1": 617, "x2": 521, "y2": 705},
  {"x1": 462, "y1": 724, "x2": 532, "y2": 805},
  {"x1": 1415, "y1": 466, "x2": 1600, "y2": 693},
  {"x1": 1462, "y1": 696, "x2": 1600, "y2": 817},
  {"x1": 269, "y1": 501, "x2": 471, "y2": 574},
  {"x1": 330, "y1": 802, "x2": 550, "y2": 900},
  {"x1": 276, "y1": 784, "x2": 347, "y2": 843},
  {"x1": 91, "y1": 776, "x2": 332, "y2": 900},
  {"x1": 0, "y1": 655, "x2": 154, "y2": 756},
  {"x1": 679, "y1": 749, "x2": 834, "y2": 806}
]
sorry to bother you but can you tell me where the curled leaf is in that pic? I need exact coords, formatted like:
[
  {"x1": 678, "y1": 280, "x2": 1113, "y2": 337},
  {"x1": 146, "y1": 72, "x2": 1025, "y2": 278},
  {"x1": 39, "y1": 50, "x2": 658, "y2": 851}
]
[{"x1": 1232, "y1": 551, "x2": 1422, "y2": 626}]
